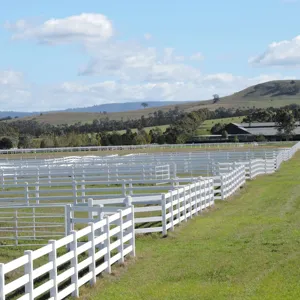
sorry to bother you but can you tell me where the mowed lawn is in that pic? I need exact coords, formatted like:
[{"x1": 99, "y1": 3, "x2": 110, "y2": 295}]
[{"x1": 83, "y1": 152, "x2": 300, "y2": 300}]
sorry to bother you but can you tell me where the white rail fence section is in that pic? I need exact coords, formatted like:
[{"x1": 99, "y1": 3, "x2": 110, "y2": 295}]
[
  {"x1": 0, "y1": 206, "x2": 135, "y2": 300},
  {"x1": 0, "y1": 142, "x2": 300, "y2": 299},
  {"x1": 0, "y1": 163, "x2": 172, "y2": 187},
  {"x1": 0, "y1": 142, "x2": 262, "y2": 155},
  {"x1": 0, "y1": 205, "x2": 67, "y2": 247}
]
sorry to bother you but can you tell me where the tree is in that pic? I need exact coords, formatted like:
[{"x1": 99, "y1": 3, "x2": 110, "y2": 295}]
[
  {"x1": 275, "y1": 109, "x2": 296, "y2": 139},
  {"x1": 222, "y1": 130, "x2": 228, "y2": 139},
  {"x1": 40, "y1": 139, "x2": 46, "y2": 148},
  {"x1": 141, "y1": 102, "x2": 148, "y2": 109},
  {"x1": 211, "y1": 123, "x2": 226, "y2": 134},
  {"x1": 18, "y1": 135, "x2": 31, "y2": 148},
  {"x1": 213, "y1": 94, "x2": 220, "y2": 104},
  {"x1": 0, "y1": 137, "x2": 13, "y2": 149},
  {"x1": 233, "y1": 136, "x2": 239, "y2": 143}
]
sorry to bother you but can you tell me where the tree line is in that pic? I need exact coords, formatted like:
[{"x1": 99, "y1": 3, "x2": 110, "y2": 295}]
[{"x1": 0, "y1": 106, "x2": 252, "y2": 149}]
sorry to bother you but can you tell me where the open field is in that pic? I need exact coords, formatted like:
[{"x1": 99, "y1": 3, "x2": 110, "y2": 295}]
[
  {"x1": 0, "y1": 142, "x2": 298, "y2": 299},
  {"x1": 196, "y1": 116, "x2": 245, "y2": 135},
  {"x1": 80, "y1": 152, "x2": 300, "y2": 300},
  {"x1": 9, "y1": 80, "x2": 300, "y2": 125},
  {"x1": 113, "y1": 124, "x2": 170, "y2": 135}
]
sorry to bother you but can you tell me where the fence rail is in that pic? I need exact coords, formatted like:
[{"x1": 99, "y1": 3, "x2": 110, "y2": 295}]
[
  {"x1": 0, "y1": 141, "x2": 300, "y2": 300},
  {"x1": 0, "y1": 206, "x2": 135, "y2": 300}
]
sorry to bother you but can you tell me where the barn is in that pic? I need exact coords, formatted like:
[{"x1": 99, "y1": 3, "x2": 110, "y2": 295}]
[{"x1": 221, "y1": 122, "x2": 300, "y2": 141}]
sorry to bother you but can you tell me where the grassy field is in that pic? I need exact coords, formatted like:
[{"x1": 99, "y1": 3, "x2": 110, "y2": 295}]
[
  {"x1": 196, "y1": 116, "x2": 245, "y2": 135},
  {"x1": 113, "y1": 124, "x2": 169, "y2": 135},
  {"x1": 78, "y1": 151, "x2": 300, "y2": 300}
]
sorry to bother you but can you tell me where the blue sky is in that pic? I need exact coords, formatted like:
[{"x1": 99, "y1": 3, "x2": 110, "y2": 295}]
[{"x1": 1, "y1": 0, "x2": 300, "y2": 111}]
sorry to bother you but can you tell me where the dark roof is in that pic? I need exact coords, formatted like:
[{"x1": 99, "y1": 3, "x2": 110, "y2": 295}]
[
  {"x1": 237, "y1": 122, "x2": 300, "y2": 128},
  {"x1": 230, "y1": 122, "x2": 300, "y2": 136}
]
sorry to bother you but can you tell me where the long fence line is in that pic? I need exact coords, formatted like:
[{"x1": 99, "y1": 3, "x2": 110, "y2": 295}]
[
  {"x1": 0, "y1": 142, "x2": 259, "y2": 155},
  {"x1": 0, "y1": 163, "x2": 172, "y2": 186},
  {"x1": 0, "y1": 142, "x2": 299, "y2": 299}
]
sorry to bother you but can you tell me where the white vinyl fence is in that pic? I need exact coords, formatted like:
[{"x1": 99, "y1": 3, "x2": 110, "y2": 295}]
[
  {"x1": 0, "y1": 206, "x2": 135, "y2": 300},
  {"x1": 0, "y1": 141, "x2": 262, "y2": 155},
  {"x1": 0, "y1": 163, "x2": 172, "y2": 187},
  {"x1": 1, "y1": 142, "x2": 300, "y2": 300},
  {"x1": 0, "y1": 205, "x2": 67, "y2": 247}
]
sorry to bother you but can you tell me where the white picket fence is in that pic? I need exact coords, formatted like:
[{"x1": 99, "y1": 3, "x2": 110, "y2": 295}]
[{"x1": 0, "y1": 205, "x2": 135, "y2": 300}]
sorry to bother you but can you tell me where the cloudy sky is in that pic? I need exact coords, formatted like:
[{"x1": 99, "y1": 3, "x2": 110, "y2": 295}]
[{"x1": 1, "y1": 0, "x2": 300, "y2": 111}]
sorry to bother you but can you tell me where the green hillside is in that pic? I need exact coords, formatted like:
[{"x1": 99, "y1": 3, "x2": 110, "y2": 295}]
[{"x1": 11, "y1": 80, "x2": 300, "y2": 125}]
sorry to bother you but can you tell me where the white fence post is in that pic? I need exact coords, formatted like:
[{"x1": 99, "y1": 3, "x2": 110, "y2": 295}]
[
  {"x1": 161, "y1": 194, "x2": 167, "y2": 236},
  {"x1": 122, "y1": 180, "x2": 127, "y2": 197},
  {"x1": 0, "y1": 263, "x2": 4, "y2": 300},
  {"x1": 65, "y1": 204, "x2": 72, "y2": 236},
  {"x1": 72, "y1": 181, "x2": 78, "y2": 204},
  {"x1": 118, "y1": 209, "x2": 124, "y2": 264},
  {"x1": 220, "y1": 175, "x2": 225, "y2": 200},
  {"x1": 104, "y1": 216, "x2": 111, "y2": 274},
  {"x1": 49, "y1": 240, "x2": 58, "y2": 299},
  {"x1": 35, "y1": 182, "x2": 39, "y2": 204},
  {"x1": 176, "y1": 189, "x2": 181, "y2": 221},
  {"x1": 88, "y1": 222, "x2": 96, "y2": 286},
  {"x1": 169, "y1": 191, "x2": 174, "y2": 231},
  {"x1": 24, "y1": 250, "x2": 34, "y2": 300},
  {"x1": 14, "y1": 210, "x2": 18, "y2": 246},
  {"x1": 130, "y1": 205, "x2": 136, "y2": 257},
  {"x1": 14, "y1": 169, "x2": 17, "y2": 185},
  {"x1": 1, "y1": 169, "x2": 4, "y2": 190},
  {"x1": 70, "y1": 230, "x2": 79, "y2": 297},
  {"x1": 48, "y1": 165, "x2": 51, "y2": 185},
  {"x1": 24, "y1": 182, "x2": 29, "y2": 205},
  {"x1": 32, "y1": 207, "x2": 36, "y2": 240},
  {"x1": 81, "y1": 179, "x2": 86, "y2": 203}
]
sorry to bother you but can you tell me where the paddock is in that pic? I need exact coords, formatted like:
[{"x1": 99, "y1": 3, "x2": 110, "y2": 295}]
[{"x1": 0, "y1": 141, "x2": 298, "y2": 300}]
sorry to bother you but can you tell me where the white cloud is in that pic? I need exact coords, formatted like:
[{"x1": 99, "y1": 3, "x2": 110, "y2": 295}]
[
  {"x1": 5, "y1": 13, "x2": 113, "y2": 45},
  {"x1": 0, "y1": 71, "x2": 32, "y2": 110},
  {"x1": 190, "y1": 52, "x2": 204, "y2": 61},
  {"x1": 0, "y1": 70, "x2": 24, "y2": 86},
  {"x1": 250, "y1": 35, "x2": 300, "y2": 66},
  {"x1": 0, "y1": 68, "x2": 293, "y2": 111},
  {"x1": 2, "y1": 13, "x2": 296, "y2": 112},
  {"x1": 54, "y1": 73, "x2": 290, "y2": 107},
  {"x1": 144, "y1": 33, "x2": 152, "y2": 40}
]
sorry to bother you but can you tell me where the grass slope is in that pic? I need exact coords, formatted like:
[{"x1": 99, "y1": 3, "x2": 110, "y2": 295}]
[
  {"x1": 196, "y1": 116, "x2": 245, "y2": 135},
  {"x1": 10, "y1": 80, "x2": 300, "y2": 125},
  {"x1": 84, "y1": 152, "x2": 300, "y2": 300}
]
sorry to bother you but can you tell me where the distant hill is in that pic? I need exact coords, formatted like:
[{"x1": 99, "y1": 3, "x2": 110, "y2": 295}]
[
  {"x1": 64, "y1": 101, "x2": 187, "y2": 113},
  {"x1": 0, "y1": 101, "x2": 188, "y2": 119},
  {"x1": 5, "y1": 80, "x2": 300, "y2": 125}
]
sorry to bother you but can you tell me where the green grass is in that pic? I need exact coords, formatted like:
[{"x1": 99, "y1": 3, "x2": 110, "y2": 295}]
[
  {"x1": 196, "y1": 116, "x2": 245, "y2": 135},
  {"x1": 80, "y1": 152, "x2": 300, "y2": 300},
  {"x1": 113, "y1": 124, "x2": 170, "y2": 135}
]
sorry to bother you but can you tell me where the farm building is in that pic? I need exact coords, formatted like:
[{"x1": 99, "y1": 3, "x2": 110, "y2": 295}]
[{"x1": 218, "y1": 122, "x2": 300, "y2": 141}]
